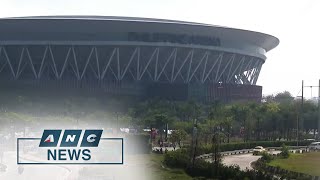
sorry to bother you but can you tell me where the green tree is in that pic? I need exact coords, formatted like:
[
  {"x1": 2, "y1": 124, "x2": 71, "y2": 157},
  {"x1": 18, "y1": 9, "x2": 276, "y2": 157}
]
[
  {"x1": 170, "y1": 129, "x2": 187, "y2": 148},
  {"x1": 230, "y1": 103, "x2": 250, "y2": 142},
  {"x1": 274, "y1": 91, "x2": 294, "y2": 104}
]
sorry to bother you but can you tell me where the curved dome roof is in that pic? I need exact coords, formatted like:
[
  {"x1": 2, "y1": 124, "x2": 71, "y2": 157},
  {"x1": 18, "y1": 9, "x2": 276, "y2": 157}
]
[{"x1": 0, "y1": 16, "x2": 279, "y2": 52}]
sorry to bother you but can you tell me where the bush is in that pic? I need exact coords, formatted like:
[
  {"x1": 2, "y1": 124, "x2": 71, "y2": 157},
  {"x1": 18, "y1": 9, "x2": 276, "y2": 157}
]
[
  {"x1": 280, "y1": 144, "x2": 290, "y2": 158},
  {"x1": 186, "y1": 160, "x2": 273, "y2": 180},
  {"x1": 261, "y1": 152, "x2": 274, "y2": 163},
  {"x1": 185, "y1": 160, "x2": 212, "y2": 178},
  {"x1": 163, "y1": 146, "x2": 275, "y2": 180},
  {"x1": 163, "y1": 149, "x2": 190, "y2": 169}
]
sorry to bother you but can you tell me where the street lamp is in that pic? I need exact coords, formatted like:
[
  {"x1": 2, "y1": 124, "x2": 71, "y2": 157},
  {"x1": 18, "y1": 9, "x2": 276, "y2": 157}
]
[
  {"x1": 295, "y1": 96, "x2": 302, "y2": 146},
  {"x1": 217, "y1": 82, "x2": 225, "y2": 103},
  {"x1": 300, "y1": 80, "x2": 320, "y2": 140}
]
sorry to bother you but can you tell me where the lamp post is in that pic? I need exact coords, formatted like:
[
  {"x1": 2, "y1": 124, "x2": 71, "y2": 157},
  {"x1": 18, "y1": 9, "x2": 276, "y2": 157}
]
[
  {"x1": 217, "y1": 82, "x2": 225, "y2": 103},
  {"x1": 295, "y1": 97, "x2": 301, "y2": 146},
  {"x1": 300, "y1": 80, "x2": 320, "y2": 140},
  {"x1": 190, "y1": 118, "x2": 198, "y2": 168},
  {"x1": 114, "y1": 111, "x2": 119, "y2": 134}
]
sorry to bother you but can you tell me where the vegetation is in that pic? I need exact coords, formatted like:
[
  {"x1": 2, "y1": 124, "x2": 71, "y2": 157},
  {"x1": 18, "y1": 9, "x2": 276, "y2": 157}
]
[
  {"x1": 260, "y1": 152, "x2": 274, "y2": 163},
  {"x1": 280, "y1": 144, "x2": 290, "y2": 158},
  {"x1": 268, "y1": 152, "x2": 320, "y2": 176},
  {"x1": 78, "y1": 154, "x2": 192, "y2": 180},
  {"x1": 0, "y1": 89, "x2": 318, "y2": 179},
  {"x1": 169, "y1": 129, "x2": 187, "y2": 148},
  {"x1": 0, "y1": 89, "x2": 317, "y2": 144},
  {"x1": 163, "y1": 149, "x2": 273, "y2": 179},
  {"x1": 150, "y1": 154, "x2": 192, "y2": 180},
  {"x1": 163, "y1": 149, "x2": 190, "y2": 169}
]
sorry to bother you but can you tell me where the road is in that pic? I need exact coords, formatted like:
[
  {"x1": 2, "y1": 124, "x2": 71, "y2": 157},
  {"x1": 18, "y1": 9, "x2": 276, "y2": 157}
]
[
  {"x1": 205, "y1": 154, "x2": 260, "y2": 170},
  {"x1": 205, "y1": 151, "x2": 281, "y2": 170},
  {"x1": 222, "y1": 154, "x2": 261, "y2": 170}
]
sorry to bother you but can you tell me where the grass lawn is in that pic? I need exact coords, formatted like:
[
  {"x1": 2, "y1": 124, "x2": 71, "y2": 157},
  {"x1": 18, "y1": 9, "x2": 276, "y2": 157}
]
[
  {"x1": 268, "y1": 152, "x2": 320, "y2": 176},
  {"x1": 148, "y1": 154, "x2": 193, "y2": 180}
]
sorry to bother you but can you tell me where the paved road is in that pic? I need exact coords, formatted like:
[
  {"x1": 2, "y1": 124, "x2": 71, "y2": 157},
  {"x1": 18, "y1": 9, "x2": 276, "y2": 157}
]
[
  {"x1": 222, "y1": 154, "x2": 261, "y2": 170},
  {"x1": 205, "y1": 151, "x2": 281, "y2": 170}
]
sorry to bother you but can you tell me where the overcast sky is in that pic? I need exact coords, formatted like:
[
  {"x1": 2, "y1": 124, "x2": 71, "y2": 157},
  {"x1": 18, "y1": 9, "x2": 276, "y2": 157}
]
[{"x1": 1, "y1": 0, "x2": 319, "y2": 97}]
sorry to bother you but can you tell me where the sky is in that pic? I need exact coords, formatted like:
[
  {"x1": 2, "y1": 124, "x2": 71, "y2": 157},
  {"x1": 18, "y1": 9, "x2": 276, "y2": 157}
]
[{"x1": 0, "y1": 0, "x2": 319, "y2": 97}]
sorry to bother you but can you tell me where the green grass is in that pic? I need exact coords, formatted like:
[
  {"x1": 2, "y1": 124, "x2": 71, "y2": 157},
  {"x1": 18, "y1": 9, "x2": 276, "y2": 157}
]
[
  {"x1": 148, "y1": 154, "x2": 193, "y2": 180},
  {"x1": 268, "y1": 152, "x2": 320, "y2": 176}
]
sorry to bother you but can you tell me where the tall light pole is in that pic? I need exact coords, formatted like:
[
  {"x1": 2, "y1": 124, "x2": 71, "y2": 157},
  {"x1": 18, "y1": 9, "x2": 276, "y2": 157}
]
[
  {"x1": 190, "y1": 118, "x2": 198, "y2": 168},
  {"x1": 300, "y1": 80, "x2": 304, "y2": 145},
  {"x1": 318, "y1": 79, "x2": 320, "y2": 139},
  {"x1": 300, "y1": 80, "x2": 320, "y2": 140}
]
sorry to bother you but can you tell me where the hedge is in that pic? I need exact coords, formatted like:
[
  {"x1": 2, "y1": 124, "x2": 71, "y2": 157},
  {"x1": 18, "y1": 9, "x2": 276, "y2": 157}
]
[{"x1": 163, "y1": 149, "x2": 190, "y2": 169}]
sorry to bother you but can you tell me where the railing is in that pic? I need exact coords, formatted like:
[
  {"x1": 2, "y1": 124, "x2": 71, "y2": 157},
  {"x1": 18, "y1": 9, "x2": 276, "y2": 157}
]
[
  {"x1": 196, "y1": 146, "x2": 308, "y2": 159},
  {"x1": 197, "y1": 149, "x2": 253, "y2": 159}
]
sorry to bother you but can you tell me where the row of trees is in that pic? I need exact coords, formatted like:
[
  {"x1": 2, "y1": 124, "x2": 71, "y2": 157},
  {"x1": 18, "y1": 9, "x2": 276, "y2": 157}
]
[
  {"x1": 129, "y1": 91, "x2": 319, "y2": 144},
  {"x1": 0, "y1": 90, "x2": 318, "y2": 144}
]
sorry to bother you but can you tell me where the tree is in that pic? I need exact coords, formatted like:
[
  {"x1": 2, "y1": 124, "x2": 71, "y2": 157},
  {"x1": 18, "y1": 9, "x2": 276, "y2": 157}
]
[
  {"x1": 264, "y1": 102, "x2": 280, "y2": 140},
  {"x1": 274, "y1": 91, "x2": 294, "y2": 104},
  {"x1": 254, "y1": 104, "x2": 267, "y2": 141},
  {"x1": 154, "y1": 114, "x2": 170, "y2": 141},
  {"x1": 176, "y1": 101, "x2": 201, "y2": 122},
  {"x1": 263, "y1": 94, "x2": 275, "y2": 103},
  {"x1": 230, "y1": 103, "x2": 250, "y2": 142},
  {"x1": 170, "y1": 129, "x2": 187, "y2": 148},
  {"x1": 222, "y1": 116, "x2": 233, "y2": 143}
]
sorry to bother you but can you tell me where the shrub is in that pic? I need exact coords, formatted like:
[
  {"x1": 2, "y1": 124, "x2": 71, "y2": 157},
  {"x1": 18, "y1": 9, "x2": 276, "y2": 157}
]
[
  {"x1": 280, "y1": 144, "x2": 290, "y2": 158},
  {"x1": 163, "y1": 149, "x2": 190, "y2": 169},
  {"x1": 261, "y1": 152, "x2": 274, "y2": 163},
  {"x1": 162, "y1": 147, "x2": 275, "y2": 180},
  {"x1": 186, "y1": 160, "x2": 273, "y2": 180},
  {"x1": 185, "y1": 160, "x2": 211, "y2": 178}
]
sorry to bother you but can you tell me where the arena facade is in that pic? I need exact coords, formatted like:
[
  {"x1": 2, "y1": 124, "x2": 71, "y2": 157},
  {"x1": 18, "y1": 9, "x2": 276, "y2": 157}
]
[{"x1": 0, "y1": 16, "x2": 279, "y2": 102}]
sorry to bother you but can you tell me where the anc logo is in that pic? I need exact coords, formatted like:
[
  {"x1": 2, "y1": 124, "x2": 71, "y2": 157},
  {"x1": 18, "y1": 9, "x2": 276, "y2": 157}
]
[
  {"x1": 39, "y1": 129, "x2": 102, "y2": 161},
  {"x1": 17, "y1": 129, "x2": 123, "y2": 164},
  {"x1": 39, "y1": 130, "x2": 102, "y2": 147}
]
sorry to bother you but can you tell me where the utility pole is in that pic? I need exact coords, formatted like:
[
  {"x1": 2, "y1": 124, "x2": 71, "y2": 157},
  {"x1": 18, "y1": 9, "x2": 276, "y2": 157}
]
[
  {"x1": 300, "y1": 80, "x2": 320, "y2": 141},
  {"x1": 296, "y1": 112, "x2": 299, "y2": 146},
  {"x1": 299, "y1": 80, "x2": 304, "y2": 145},
  {"x1": 298, "y1": 80, "x2": 304, "y2": 135},
  {"x1": 116, "y1": 112, "x2": 119, "y2": 134},
  {"x1": 190, "y1": 118, "x2": 198, "y2": 168},
  {"x1": 165, "y1": 123, "x2": 168, "y2": 141},
  {"x1": 318, "y1": 79, "x2": 320, "y2": 139},
  {"x1": 212, "y1": 127, "x2": 220, "y2": 177}
]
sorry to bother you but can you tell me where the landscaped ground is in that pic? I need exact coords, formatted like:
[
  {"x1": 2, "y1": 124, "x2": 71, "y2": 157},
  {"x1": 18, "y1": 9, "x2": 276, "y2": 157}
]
[
  {"x1": 76, "y1": 154, "x2": 192, "y2": 180},
  {"x1": 268, "y1": 152, "x2": 320, "y2": 176},
  {"x1": 148, "y1": 154, "x2": 192, "y2": 180}
]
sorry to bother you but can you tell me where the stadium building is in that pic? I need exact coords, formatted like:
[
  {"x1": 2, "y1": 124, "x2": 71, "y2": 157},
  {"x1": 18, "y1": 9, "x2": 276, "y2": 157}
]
[{"x1": 0, "y1": 16, "x2": 279, "y2": 102}]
